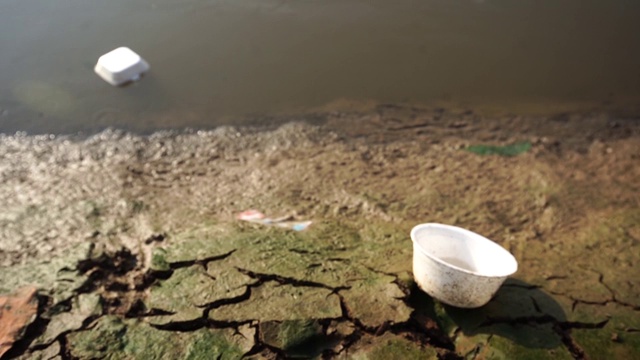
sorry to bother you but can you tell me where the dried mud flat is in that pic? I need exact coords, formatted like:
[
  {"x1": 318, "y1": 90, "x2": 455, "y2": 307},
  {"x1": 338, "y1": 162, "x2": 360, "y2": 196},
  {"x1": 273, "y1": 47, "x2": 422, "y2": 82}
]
[{"x1": 0, "y1": 105, "x2": 639, "y2": 359}]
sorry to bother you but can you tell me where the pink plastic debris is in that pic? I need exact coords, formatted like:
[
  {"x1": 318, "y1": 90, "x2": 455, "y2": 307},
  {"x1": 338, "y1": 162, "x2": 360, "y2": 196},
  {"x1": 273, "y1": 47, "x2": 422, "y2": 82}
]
[
  {"x1": 237, "y1": 210, "x2": 266, "y2": 221},
  {"x1": 236, "y1": 210, "x2": 312, "y2": 231}
]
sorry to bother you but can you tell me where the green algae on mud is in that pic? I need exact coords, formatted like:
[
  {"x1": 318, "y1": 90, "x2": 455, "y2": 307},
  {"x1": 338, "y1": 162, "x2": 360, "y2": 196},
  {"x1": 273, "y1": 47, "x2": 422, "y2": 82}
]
[
  {"x1": 207, "y1": 281, "x2": 342, "y2": 322},
  {"x1": 0, "y1": 242, "x2": 93, "y2": 303},
  {"x1": 259, "y1": 320, "x2": 331, "y2": 358},
  {"x1": 150, "y1": 247, "x2": 170, "y2": 272},
  {"x1": 465, "y1": 141, "x2": 532, "y2": 157},
  {"x1": 571, "y1": 309, "x2": 640, "y2": 360},
  {"x1": 367, "y1": 337, "x2": 434, "y2": 360},
  {"x1": 161, "y1": 220, "x2": 410, "y2": 283},
  {"x1": 139, "y1": 220, "x2": 418, "y2": 356},
  {"x1": 569, "y1": 302, "x2": 640, "y2": 359},
  {"x1": 67, "y1": 316, "x2": 247, "y2": 360},
  {"x1": 148, "y1": 221, "x2": 413, "y2": 324},
  {"x1": 341, "y1": 274, "x2": 412, "y2": 328},
  {"x1": 339, "y1": 333, "x2": 438, "y2": 360}
]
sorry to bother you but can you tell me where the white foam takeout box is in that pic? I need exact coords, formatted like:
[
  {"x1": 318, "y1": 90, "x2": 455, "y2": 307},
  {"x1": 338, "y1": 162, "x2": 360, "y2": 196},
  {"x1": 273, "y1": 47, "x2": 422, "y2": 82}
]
[{"x1": 94, "y1": 47, "x2": 149, "y2": 86}]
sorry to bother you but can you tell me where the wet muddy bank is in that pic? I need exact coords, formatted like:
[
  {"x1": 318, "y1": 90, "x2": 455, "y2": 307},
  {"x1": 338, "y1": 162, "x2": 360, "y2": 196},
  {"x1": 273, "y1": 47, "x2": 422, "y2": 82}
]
[{"x1": 1, "y1": 105, "x2": 639, "y2": 359}]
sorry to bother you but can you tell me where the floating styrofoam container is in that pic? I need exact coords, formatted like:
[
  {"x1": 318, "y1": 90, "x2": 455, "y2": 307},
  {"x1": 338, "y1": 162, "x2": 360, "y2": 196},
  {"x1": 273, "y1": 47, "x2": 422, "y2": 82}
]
[{"x1": 94, "y1": 47, "x2": 149, "y2": 86}]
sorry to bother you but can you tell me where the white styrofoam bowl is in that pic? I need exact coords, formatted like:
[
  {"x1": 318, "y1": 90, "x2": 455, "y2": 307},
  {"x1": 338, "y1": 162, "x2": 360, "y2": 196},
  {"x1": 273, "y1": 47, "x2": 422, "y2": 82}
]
[
  {"x1": 411, "y1": 223, "x2": 518, "y2": 308},
  {"x1": 94, "y1": 47, "x2": 149, "y2": 86}
]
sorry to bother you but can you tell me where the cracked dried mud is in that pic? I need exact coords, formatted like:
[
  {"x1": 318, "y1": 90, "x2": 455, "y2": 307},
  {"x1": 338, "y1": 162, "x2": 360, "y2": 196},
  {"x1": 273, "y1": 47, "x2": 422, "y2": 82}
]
[{"x1": 1, "y1": 105, "x2": 639, "y2": 359}]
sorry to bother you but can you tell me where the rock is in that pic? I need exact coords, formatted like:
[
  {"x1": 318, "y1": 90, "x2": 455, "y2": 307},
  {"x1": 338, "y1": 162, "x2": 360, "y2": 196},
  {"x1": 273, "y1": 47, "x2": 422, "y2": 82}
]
[
  {"x1": 0, "y1": 286, "x2": 39, "y2": 358},
  {"x1": 33, "y1": 293, "x2": 102, "y2": 347}
]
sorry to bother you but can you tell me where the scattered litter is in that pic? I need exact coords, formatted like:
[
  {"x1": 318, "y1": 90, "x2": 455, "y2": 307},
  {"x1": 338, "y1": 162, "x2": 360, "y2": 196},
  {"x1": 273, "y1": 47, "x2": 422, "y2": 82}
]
[
  {"x1": 94, "y1": 47, "x2": 150, "y2": 86},
  {"x1": 0, "y1": 286, "x2": 39, "y2": 358},
  {"x1": 465, "y1": 141, "x2": 531, "y2": 157},
  {"x1": 237, "y1": 210, "x2": 312, "y2": 231},
  {"x1": 237, "y1": 210, "x2": 266, "y2": 221}
]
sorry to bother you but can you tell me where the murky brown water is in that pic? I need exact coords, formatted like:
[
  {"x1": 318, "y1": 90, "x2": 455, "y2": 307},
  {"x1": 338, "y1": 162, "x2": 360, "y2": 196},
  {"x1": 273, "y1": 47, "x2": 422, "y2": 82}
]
[{"x1": 1, "y1": 0, "x2": 639, "y2": 134}]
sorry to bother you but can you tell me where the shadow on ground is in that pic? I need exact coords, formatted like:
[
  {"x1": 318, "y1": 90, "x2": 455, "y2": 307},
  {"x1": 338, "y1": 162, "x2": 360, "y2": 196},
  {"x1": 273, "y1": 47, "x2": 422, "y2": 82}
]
[
  {"x1": 447, "y1": 279, "x2": 566, "y2": 348},
  {"x1": 408, "y1": 278, "x2": 567, "y2": 350}
]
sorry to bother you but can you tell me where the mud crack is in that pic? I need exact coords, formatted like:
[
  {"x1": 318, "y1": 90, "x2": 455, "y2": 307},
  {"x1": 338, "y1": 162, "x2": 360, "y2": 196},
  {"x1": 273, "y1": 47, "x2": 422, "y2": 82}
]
[
  {"x1": 551, "y1": 270, "x2": 640, "y2": 312},
  {"x1": 145, "y1": 266, "x2": 460, "y2": 359},
  {"x1": 235, "y1": 268, "x2": 351, "y2": 293},
  {"x1": 169, "y1": 249, "x2": 237, "y2": 270}
]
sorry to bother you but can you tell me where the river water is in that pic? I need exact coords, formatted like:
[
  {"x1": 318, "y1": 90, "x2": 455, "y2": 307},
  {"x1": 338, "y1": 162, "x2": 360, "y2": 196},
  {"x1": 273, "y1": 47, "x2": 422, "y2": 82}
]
[{"x1": 1, "y1": 0, "x2": 639, "y2": 134}]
